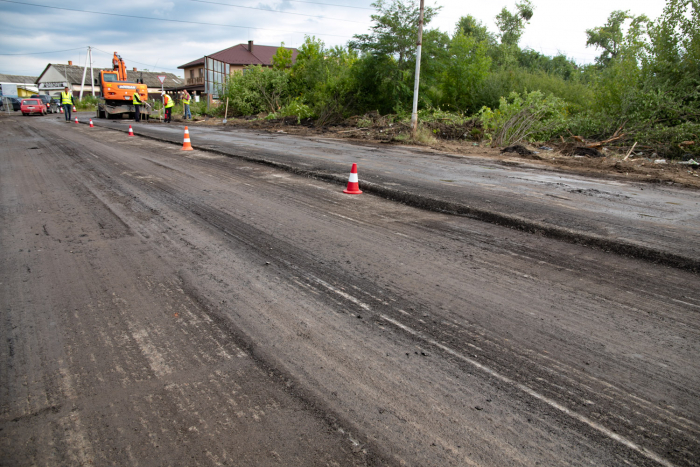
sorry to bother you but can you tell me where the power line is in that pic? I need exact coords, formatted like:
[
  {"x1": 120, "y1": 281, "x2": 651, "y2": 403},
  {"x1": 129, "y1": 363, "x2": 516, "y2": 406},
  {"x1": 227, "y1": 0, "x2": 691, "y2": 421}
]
[
  {"x1": 264, "y1": 0, "x2": 373, "y2": 10},
  {"x1": 188, "y1": 0, "x2": 367, "y2": 23},
  {"x1": 0, "y1": 0, "x2": 356, "y2": 39},
  {"x1": 0, "y1": 47, "x2": 85, "y2": 56},
  {"x1": 91, "y1": 47, "x2": 183, "y2": 74}
]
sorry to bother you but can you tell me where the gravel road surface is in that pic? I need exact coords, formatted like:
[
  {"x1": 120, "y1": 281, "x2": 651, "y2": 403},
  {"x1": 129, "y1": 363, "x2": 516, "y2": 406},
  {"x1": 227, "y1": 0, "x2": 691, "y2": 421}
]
[{"x1": 2, "y1": 115, "x2": 699, "y2": 466}]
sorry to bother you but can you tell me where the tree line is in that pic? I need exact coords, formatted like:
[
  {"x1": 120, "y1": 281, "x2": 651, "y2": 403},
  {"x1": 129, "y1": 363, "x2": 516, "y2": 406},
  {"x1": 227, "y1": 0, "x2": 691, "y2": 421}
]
[{"x1": 220, "y1": 0, "x2": 700, "y2": 157}]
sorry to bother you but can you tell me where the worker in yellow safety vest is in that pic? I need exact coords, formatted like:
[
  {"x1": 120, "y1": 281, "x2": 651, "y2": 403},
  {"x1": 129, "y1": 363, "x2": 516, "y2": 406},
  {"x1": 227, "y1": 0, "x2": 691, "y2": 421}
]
[
  {"x1": 182, "y1": 91, "x2": 191, "y2": 120},
  {"x1": 162, "y1": 91, "x2": 174, "y2": 123},
  {"x1": 61, "y1": 86, "x2": 74, "y2": 122},
  {"x1": 132, "y1": 91, "x2": 142, "y2": 122}
]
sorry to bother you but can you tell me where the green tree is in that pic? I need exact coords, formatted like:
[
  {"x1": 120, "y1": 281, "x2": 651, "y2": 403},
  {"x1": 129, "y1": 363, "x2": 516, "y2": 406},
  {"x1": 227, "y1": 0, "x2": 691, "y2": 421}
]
[
  {"x1": 348, "y1": 0, "x2": 444, "y2": 114},
  {"x1": 455, "y1": 15, "x2": 497, "y2": 48},
  {"x1": 272, "y1": 42, "x2": 293, "y2": 70},
  {"x1": 440, "y1": 33, "x2": 492, "y2": 112},
  {"x1": 349, "y1": 0, "x2": 441, "y2": 67},
  {"x1": 494, "y1": 0, "x2": 535, "y2": 66},
  {"x1": 223, "y1": 66, "x2": 289, "y2": 115},
  {"x1": 417, "y1": 28, "x2": 451, "y2": 107},
  {"x1": 289, "y1": 36, "x2": 359, "y2": 124},
  {"x1": 495, "y1": 0, "x2": 534, "y2": 47},
  {"x1": 586, "y1": 11, "x2": 635, "y2": 66}
]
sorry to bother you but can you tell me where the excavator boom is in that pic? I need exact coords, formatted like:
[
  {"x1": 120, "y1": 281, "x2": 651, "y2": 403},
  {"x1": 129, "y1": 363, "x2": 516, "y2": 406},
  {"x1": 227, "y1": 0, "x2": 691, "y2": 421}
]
[{"x1": 112, "y1": 52, "x2": 128, "y2": 81}]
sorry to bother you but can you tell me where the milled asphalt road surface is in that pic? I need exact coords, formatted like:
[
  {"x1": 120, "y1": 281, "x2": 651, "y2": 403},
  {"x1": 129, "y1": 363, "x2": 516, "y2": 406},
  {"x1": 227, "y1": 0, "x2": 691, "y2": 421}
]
[
  {"x1": 2, "y1": 114, "x2": 699, "y2": 466},
  {"x1": 85, "y1": 113, "x2": 700, "y2": 270}
]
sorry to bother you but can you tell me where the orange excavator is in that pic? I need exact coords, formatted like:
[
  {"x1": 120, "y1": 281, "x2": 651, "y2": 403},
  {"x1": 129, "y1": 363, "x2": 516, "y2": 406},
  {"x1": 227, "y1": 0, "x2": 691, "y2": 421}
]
[{"x1": 96, "y1": 52, "x2": 150, "y2": 119}]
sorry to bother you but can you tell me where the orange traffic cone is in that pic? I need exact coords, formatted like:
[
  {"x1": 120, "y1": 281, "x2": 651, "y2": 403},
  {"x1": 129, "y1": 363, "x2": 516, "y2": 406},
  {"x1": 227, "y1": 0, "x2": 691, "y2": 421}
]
[
  {"x1": 128, "y1": 125, "x2": 134, "y2": 137},
  {"x1": 60, "y1": 107, "x2": 64, "y2": 114},
  {"x1": 72, "y1": 106, "x2": 77, "y2": 112},
  {"x1": 181, "y1": 126, "x2": 193, "y2": 151},
  {"x1": 74, "y1": 116, "x2": 79, "y2": 124},
  {"x1": 89, "y1": 119, "x2": 94, "y2": 128},
  {"x1": 343, "y1": 163, "x2": 362, "y2": 194}
]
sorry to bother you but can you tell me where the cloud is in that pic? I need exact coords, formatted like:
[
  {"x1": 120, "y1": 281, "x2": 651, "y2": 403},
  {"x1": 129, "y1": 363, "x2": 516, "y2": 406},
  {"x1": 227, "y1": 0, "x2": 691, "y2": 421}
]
[{"x1": 1, "y1": 0, "x2": 664, "y2": 77}]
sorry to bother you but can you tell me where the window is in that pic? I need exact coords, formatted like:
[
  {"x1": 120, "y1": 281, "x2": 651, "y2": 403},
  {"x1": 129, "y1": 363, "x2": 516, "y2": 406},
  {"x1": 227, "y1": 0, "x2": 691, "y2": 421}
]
[
  {"x1": 23, "y1": 100, "x2": 40, "y2": 105},
  {"x1": 204, "y1": 57, "x2": 229, "y2": 98},
  {"x1": 190, "y1": 69, "x2": 194, "y2": 79},
  {"x1": 199, "y1": 68, "x2": 203, "y2": 77},
  {"x1": 103, "y1": 73, "x2": 117, "y2": 82}
]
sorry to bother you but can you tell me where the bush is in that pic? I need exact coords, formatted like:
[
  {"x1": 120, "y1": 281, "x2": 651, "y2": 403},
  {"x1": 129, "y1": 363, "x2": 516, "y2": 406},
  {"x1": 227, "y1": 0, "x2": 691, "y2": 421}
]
[
  {"x1": 222, "y1": 66, "x2": 290, "y2": 116},
  {"x1": 277, "y1": 98, "x2": 315, "y2": 121},
  {"x1": 76, "y1": 95, "x2": 99, "y2": 110},
  {"x1": 473, "y1": 68, "x2": 593, "y2": 112},
  {"x1": 479, "y1": 90, "x2": 569, "y2": 146}
]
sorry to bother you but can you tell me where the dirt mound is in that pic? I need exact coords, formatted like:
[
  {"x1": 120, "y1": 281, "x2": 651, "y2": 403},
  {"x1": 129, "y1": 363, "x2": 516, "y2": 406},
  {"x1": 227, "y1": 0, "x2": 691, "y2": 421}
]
[
  {"x1": 423, "y1": 119, "x2": 482, "y2": 141},
  {"x1": 501, "y1": 145, "x2": 533, "y2": 155}
]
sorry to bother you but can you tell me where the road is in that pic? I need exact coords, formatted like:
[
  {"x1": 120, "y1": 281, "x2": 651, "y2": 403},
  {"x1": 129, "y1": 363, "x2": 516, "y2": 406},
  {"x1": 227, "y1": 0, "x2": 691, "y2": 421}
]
[
  {"x1": 90, "y1": 115, "x2": 700, "y2": 269},
  {"x1": 1, "y1": 115, "x2": 699, "y2": 466}
]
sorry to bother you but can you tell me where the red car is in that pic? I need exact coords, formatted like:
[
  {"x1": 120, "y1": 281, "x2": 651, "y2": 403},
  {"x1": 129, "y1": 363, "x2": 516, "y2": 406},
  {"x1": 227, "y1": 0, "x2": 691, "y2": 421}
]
[{"x1": 20, "y1": 98, "x2": 47, "y2": 116}]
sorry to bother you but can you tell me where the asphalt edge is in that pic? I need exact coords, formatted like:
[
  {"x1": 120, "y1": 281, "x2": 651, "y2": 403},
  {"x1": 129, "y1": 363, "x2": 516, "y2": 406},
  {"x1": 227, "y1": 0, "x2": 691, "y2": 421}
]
[{"x1": 89, "y1": 121, "x2": 699, "y2": 273}]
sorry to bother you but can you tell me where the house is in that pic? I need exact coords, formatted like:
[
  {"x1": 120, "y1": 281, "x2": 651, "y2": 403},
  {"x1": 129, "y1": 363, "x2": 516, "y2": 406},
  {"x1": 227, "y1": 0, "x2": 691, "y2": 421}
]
[
  {"x1": 35, "y1": 62, "x2": 184, "y2": 100},
  {"x1": 177, "y1": 41, "x2": 298, "y2": 100},
  {"x1": 0, "y1": 74, "x2": 39, "y2": 97}
]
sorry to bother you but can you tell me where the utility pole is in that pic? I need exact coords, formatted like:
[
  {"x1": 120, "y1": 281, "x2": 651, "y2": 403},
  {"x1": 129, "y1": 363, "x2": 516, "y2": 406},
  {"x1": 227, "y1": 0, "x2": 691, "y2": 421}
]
[
  {"x1": 411, "y1": 0, "x2": 425, "y2": 138},
  {"x1": 79, "y1": 46, "x2": 89, "y2": 100},
  {"x1": 89, "y1": 47, "x2": 95, "y2": 97}
]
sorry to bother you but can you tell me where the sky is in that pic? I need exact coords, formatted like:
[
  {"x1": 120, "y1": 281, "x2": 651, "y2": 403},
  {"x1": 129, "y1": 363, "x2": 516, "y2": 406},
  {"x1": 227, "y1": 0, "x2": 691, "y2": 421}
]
[{"x1": 0, "y1": 0, "x2": 668, "y2": 78}]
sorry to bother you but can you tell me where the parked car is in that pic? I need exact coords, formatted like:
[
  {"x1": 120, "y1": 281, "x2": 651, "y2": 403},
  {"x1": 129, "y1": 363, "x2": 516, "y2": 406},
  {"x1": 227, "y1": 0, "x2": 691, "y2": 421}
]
[
  {"x1": 0, "y1": 97, "x2": 21, "y2": 111},
  {"x1": 21, "y1": 98, "x2": 47, "y2": 116},
  {"x1": 31, "y1": 94, "x2": 55, "y2": 113}
]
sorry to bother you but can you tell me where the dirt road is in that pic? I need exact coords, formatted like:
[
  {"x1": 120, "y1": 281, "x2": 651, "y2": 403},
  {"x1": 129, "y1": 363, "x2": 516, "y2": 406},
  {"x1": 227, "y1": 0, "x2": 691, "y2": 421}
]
[{"x1": 2, "y1": 116, "x2": 699, "y2": 466}]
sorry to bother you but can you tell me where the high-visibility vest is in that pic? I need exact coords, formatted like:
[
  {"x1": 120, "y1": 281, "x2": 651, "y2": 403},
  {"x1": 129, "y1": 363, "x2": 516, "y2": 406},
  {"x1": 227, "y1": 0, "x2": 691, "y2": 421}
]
[
  {"x1": 61, "y1": 91, "x2": 73, "y2": 105},
  {"x1": 164, "y1": 95, "x2": 174, "y2": 108},
  {"x1": 183, "y1": 96, "x2": 191, "y2": 105},
  {"x1": 133, "y1": 92, "x2": 142, "y2": 105}
]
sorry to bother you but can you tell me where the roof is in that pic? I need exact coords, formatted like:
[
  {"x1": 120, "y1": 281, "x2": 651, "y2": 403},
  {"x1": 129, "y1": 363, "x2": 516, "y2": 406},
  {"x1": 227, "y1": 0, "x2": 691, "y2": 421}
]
[
  {"x1": 125, "y1": 70, "x2": 184, "y2": 88},
  {"x1": 179, "y1": 57, "x2": 205, "y2": 69},
  {"x1": 0, "y1": 74, "x2": 38, "y2": 84},
  {"x1": 178, "y1": 42, "x2": 298, "y2": 69},
  {"x1": 35, "y1": 64, "x2": 184, "y2": 89}
]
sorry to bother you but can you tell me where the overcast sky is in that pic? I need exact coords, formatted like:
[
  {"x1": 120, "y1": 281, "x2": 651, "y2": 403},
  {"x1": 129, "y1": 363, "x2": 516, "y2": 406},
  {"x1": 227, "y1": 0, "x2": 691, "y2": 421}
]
[{"x1": 0, "y1": 0, "x2": 667, "y2": 78}]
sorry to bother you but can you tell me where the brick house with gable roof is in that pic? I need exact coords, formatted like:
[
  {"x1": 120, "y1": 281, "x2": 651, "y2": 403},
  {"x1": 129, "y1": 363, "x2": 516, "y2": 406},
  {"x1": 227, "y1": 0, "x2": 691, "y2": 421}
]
[{"x1": 177, "y1": 40, "x2": 298, "y2": 98}]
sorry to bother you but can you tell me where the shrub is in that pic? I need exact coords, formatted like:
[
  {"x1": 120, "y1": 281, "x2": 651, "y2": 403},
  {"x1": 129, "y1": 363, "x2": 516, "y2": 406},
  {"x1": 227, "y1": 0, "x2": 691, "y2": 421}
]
[
  {"x1": 479, "y1": 90, "x2": 568, "y2": 146},
  {"x1": 76, "y1": 95, "x2": 99, "y2": 110},
  {"x1": 222, "y1": 66, "x2": 290, "y2": 115},
  {"x1": 278, "y1": 98, "x2": 315, "y2": 121}
]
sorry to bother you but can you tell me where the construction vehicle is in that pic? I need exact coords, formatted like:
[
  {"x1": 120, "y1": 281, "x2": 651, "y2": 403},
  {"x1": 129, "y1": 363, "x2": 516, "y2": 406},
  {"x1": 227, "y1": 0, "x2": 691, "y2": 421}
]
[{"x1": 95, "y1": 52, "x2": 150, "y2": 119}]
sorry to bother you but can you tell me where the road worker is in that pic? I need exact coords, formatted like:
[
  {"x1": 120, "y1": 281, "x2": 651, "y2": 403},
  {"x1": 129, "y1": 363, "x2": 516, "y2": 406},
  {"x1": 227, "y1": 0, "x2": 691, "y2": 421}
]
[
  {"x1": 133, "y1": 90, "x2": 142, "y2": 122},
  {"x1": 61, "y1": 86, "x2": 75, "y2": 122},
  {"x1": 182, "y1": 91, "x2": 191, "y2": 120},
  {"x1": 163, "y1": 91, "x2": 174, "y2": 123}
]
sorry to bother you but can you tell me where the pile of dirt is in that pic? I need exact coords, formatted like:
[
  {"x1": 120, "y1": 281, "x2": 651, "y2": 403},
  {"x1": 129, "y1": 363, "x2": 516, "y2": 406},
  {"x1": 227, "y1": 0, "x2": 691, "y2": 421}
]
[
  {"x1": 422, "y1": 119, "x2": 483, "y2": 141},
  {"x1": 501, "y1": 145, "x2": 534, "y2": 156}
]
